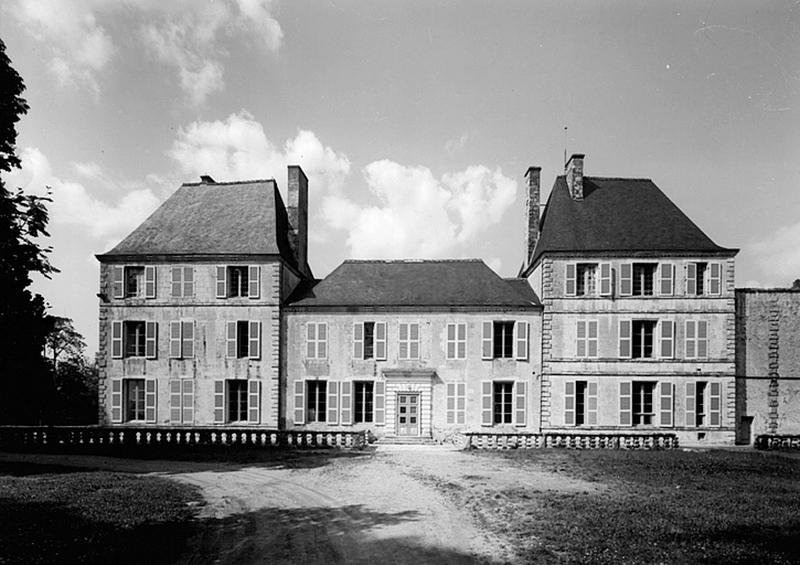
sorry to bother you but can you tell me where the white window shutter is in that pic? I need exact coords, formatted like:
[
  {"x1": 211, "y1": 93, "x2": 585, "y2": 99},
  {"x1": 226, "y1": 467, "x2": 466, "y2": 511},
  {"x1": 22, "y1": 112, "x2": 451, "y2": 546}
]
[
  {"x1": 481, "y1": 321, "x2": 493, "y2": 360},
  {"x1": 327, "y1": 381, "x2": 339, "y2": 424},
  {"x1": 709, "y1": 262, "x2": 722, "y2": 295},
  {"x1": 110, "y1": 379, "x2": 123, "y2": 423},
  {"x1": 216, "y1": 266, "x2": 227, "y2": 298},
  {"x1": 457, "y1": 323, "x2": 466, "y2": 359},
  {"x1": 171, "y1": 267, "x2": 182, "y2": 297},
  {"x1": 353, "y1": 323, "x2": 363, "y2": 359},
  {"x1": 399, "y1": 323, "x2": 408, "y2": 359},
  {"x1": 247, "y1": 380, "x2": 261, "y2": 424},
  {"x1": 112, "y1": 266, "x2": 124, "y2": 298},
  {"x1": 697, "y1": 321, "x2": 708, "y2": 358},
  {"x1": 659, "y1": 382, "x2": 673, "y2": 427},
  {"x1": 169, "y1": 321, "x2": 182, "y2": 359},
  {"x1": 687, "y1": 262, "x2": 697, "y2": 295},
  {"x1": 515, "y1": 321, "x2": 529, "y2": 360},
  {"x1": 446, "y1": 382, "x2": 456, "y2": 424},
  {"x1": 587, "y1": 382, "x2": 598, "y2": 425},
  {"x1": 213, "y1": 380, "x2": 225, "y2": 423},
  {"x1": 588, "y1": 320, "x2": 598, "y2": 358},
  {"x1": 182, "y1": 321, "x2": 194, "y2": 358},
  {"x1": 659, "y1": 263, "x2": 674, "y2": 296},
  {"x1": 620, "y1": 263, "x2": 633, "y2": 296},
  {"x1": 480, "y1": 381, "x2": 492, "y2": 426},
  {"x1": 248, "y1": 265, "x2": 260, "y2": 299},
  {"x1": 456, "y1": 382, "x2": 466, "y2": 424},
  {"x1": 410, "y1": 323, "x2": 420, "y2": 359},
  {"x1": 685, "y1": 382, "x2": 696, "y2": 427},
  {"x1": 181, "y1": 379, "x2": 194, "y2": 424},
  {"x1": 565, "y1": 381, "x2": 575, "y2": 426},
  {"x1": 576, "y1": 321, "x2": 587, "y2": 357},
  {"x1": 144, "y1": 266, "x2": 157, "y2": 299},
  {"x1": 169, "y1": 379, "x2": 182, "y2": 423},
  {"x1": 514, "y1": 381, "x2": 527, "y2": 427},
  {"x1": 226, "y1": 321, "x2": 237, "y2": 359},
  {"x1": 685, "y1": 320, "x2": 696, "y2": 358},
  {"x1": 340, "y1": 381, "x2": 352, "y2": 425},
  {"x1": 709, "y1": 382, "x2": 722, "y2": 426},
  {"x1": 318, "y1": 323, "x2": 327, "y2": 358},
  {"x1": 565, "y1": 263, "x2": 576, "y2": 296},
  {"x1": 145, "y1": 321, "x2": 157, "y2": 359},
  {"x1": 144, "y1": 379, "x2": 157, "y2": 423},
  {"x1": 446, "y1": 323, "x2": 456, "y2": 360},
  {"x1": 248, "y1": 321, "x2": 261, "y2": 359},
  {"x1": 619, "y1": 381, "x2": 632, "y2": 426},
  {"x1": 111, "y1": 321, "x2": 123, "y2": 359},
  {"x1": 619, "y1": 319, "x2": 632, "y2": 358},
  {"x1": 375, "y1": 322, "x2": 387, "y2": 360},
  {"x1": 306, "y1": 323, "x2": 317, "y2": 359},
  {"x1": 375, "y1": 381, "x2": 385, "y2": 425},
  {"x1": 599, "y1": 262, "x2": 612, "y2": 296},
  {"x1": 294, "y1": 380, "x2": 305, "y2": 424},
  {"x1": 659, "y1": 320, "x2": 674, "y2": 359},
  {"x1": 183, "y1": 267, "x2": 194, "y2": 297}
]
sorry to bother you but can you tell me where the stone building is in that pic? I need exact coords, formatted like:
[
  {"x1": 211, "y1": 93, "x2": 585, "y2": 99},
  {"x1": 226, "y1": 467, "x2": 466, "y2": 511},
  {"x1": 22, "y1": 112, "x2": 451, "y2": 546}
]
[
  {"x1": 735, "y1": 288, "x2": 800, "y2": 443},
  {"x1": 520, "y1": 155, "x2": 739, "y2": 445},
  {"x1": 95, "y1": 167, "x2": 312, "y2": 426},
  {"x1": 283, "y1": 260, "x2": 542, "y2": 439}
]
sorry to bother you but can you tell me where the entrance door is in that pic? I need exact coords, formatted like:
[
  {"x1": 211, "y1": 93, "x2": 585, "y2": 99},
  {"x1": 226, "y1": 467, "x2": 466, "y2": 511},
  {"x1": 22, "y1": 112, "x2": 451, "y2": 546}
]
[{"x1": 396, "y1": 393, "x2": 420, "y2": 436}]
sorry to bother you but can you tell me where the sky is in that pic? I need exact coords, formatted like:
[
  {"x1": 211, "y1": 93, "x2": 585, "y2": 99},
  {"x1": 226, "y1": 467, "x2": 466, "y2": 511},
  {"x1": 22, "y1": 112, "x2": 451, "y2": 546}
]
[{"x1": 1, "y1": 0, "x2": 798, "y2": 356}]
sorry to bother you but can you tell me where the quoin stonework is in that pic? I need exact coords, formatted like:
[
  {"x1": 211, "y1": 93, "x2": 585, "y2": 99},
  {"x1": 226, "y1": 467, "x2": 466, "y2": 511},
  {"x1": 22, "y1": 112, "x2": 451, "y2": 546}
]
[{"x1": 96, "y1": 155, "x2": 795, "y2": 446}]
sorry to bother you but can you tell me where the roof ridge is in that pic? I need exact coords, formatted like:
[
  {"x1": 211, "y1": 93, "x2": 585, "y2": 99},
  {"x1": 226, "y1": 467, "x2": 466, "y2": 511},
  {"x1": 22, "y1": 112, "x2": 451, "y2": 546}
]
[
  {"x1": 585, "y1": 176, "x2": 652, "y2": 182},
  {"x1": 182, "y1": 178, "x2": 276, "y2": 187},
  {"x1": 342, "y1": 258, "x2": 483, "y2": 264}
]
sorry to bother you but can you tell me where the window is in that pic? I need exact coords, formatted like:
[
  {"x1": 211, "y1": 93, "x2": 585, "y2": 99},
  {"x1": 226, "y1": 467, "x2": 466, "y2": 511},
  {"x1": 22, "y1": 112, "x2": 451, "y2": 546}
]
[
  {"x1": 632, "y1": 263, "x2": 656, "y2": 296},
  {"x1": 169, "y1": 321, "x2": 194, "y2": 359},
  {"x1": 632, "y1": 320, "x2": 656, "y2": 359},
  {"x1": 482, "y1": 321, "x2": 528, "y2": 360},
  {"x1": 216, "y1": 265, "x2": 260, "y2": 299},
  {"x1": 688, "y1": 262, "x2": 722, "y2": 296},
  {"x1": 565, "y1": 380, "x2": 597, "y2": 427},
  {"x1": 112, "y1": 265, "x2": 155, "y2": 299},
  {"x1": 225, "y1": 321, "x2": 261, "y2": 359},
  {"x1": 399, "y1": 322, "x2": 420, "y2": 359},
  {"x1": 229, "y1": 267, "x2": 249, "y2": 297},
  {"x1": 171, "y1": 267, "x2": 194, "y2": 298},
  {"x1": 307, "y1": 381, "x2": 327, "y2": 423},
  {"x1": 169, "y1": 379, "x2": 194, "y2": 424},
  {"x1": 354, "y1": 381, "x2": 374, "y2": 423},
  {"x1": 632, "y1": 381, "x2": 656, "y2": 425},
  {"x1": 576, "y1": 320, "x2": 598, "y2": 358},
  {"x1": 493, "y1": 382, "x2": 514, "y2": 424},
  {"x1": 124, "y1": 379, "x2": 146, "y2": 421},
  {"x1": 686, "y1": 381, "x2": 721, "y2": 427},
  {"x1": 446, "y1": 323, "x2": 467, "y2": 360},
  {"x1": 353, "y1": 322, "x2": 386, "y2": 360},
  {"x1": 493, "y1": 321, "x2": 515, "y2": 358},
  {"x1": 306, "y1": 322, "x2": 327, "y2": 359},
  {"x1": 446, "y1": 382, "x2": 466, "y2": 424},
  {"x1": 576, "y1": 263, "x2": 597, "y2": 296},
  {"x1": 685, "y1": 320, "x2": 709, "y2": 359},
  {"x1": 124, "y1": 321, "x2": 146, "y2": 357},
  {"x1": 575, "y1": 381, "x2": 588, "y2": 425},
  {"x1": 695, "y1": 381, "x2": 708, "y2": 426},
  {"x1": 125, "y1": 266, "x2": 144, "y2": 298},
  {"x1": 112, "y1": 321, "x2": 156, "y2": 359},
  {"x1": 227, "y1": 380, "x2": 248, "y2": 423}
]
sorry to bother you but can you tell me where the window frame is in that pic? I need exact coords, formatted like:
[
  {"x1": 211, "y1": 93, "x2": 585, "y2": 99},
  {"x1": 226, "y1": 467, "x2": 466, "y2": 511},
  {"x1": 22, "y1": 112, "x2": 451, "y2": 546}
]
[
  {"x1": 354, "y1": 381, "x2": 374, "y2": 424},
  {"x1": 306, "y1": 380, "x2": 328, "y2": 423},
  {"x1": 398, "y1": 321, "x2": 420, "y2": 360},
  {"x1": 631, "y1": 381, "x2": 656, "y2": 426},
  {"x1": 446, "y1": 322, "x2": 467, "y2": 360},
  {"x1": 123, "y1": 378, "x2": 147, "y2": 422},
  {"x1": 492, "y1": 381, "x2": 514, "y2": 424}
]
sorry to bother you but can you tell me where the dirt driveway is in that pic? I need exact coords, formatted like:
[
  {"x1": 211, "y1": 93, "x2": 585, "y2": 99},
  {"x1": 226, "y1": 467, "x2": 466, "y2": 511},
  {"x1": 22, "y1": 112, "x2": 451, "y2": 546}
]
[{"x1": 0, "y1": 447, "x2": 600, "y2": 564}]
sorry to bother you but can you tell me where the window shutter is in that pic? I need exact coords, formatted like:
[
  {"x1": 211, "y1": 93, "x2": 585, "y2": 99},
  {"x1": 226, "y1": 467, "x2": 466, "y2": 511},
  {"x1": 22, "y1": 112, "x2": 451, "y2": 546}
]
[
  {"x1": 248, "y1": 265, "x2": 260, "y2": 299},
  {"x1": 375, "y1": 322, "x2": 387, "y2": 360},
  {"x1": 181, "y1": 379, "x2": 194, "y2": 424},
  {"x1": 685, "y1": 320, "x2": 696, "y2": 358},
  {"x1": 565, "y1": 263, "x2": 576, "y2": 296},
  {"x1": 110, "y1": 379, "x2": 123, "y2": 423},
  {"x1": 515, "y1": 321, "x2": 529, "y2": 360},
  {"x1": 481, "y1": 381, "x2": 492, "y2": 426},
  {"x1": 565, "y1": 381, "x2": 575, "y2": 426},
  {"x1": 620, "y1": 263, "x2": 633, "y2": 296},
  {"x1": 340, "y1": 381, "x2": 352, "y2": 425},
  {"x1": 576, "y1": 321, "x2": 587, "y2": 357},
  {"x1": 399, "y1": 323, "x2": 408, "y2": 359},
  {"x1": 307, "y1": 323, "x2": 317, "y2": 359},
  {"x1": 248, "y1": 321, "x2": 261, "y2": 359},
  {"x1": 182, "y1": 321, "x2": 194, "y2": 358},
  {"x1": 515, "y1": 381, "x2": 527, "y2": 427},
  {"x1": 697, "y1": 321, "x2": 708, "y2": 358},
  {"x1": 318, "y1": 323, "x2": 327, "y2": 358},
  {"x1": 144, "y1": 266, "x2": 157, "y2": 298},
  {"x1": 659, "y1": 263, "x2": 674, "y2": 296},
  {"x1": 375, "y1": 381, "x2": 385, "y2": 425},
  {"x1": 587, "y1": 382, "x2": 598, "y2": 425},
  {"x1": 659, "y1": 320, "x2": 674, "y2": 359},
  {"x1": 659, "y1": 382, "x2": 673, "y2": 427},
  {"x1": 216, "y1": 266, "x2": 227, "y2": 298},
  {"x1": 111, "y1": 321, "x2": 123, "y2": 359},
  {"x1": 112, "y1": 266, "x2": 124, "y2": 298},
  {"x1": 709, "y1": 263, "x2": 722, "y2": 295},
  {"x1": 456, "y1": 382, "x2": 466, "y2": 424},
  {"x1": 619, "y1": 319, "x2": 632, "y2": 358},
  {"x1": 353, "y1": 323, "x2": 363, "y2": 359},
  {"x1": 446, "y1": 382, "x2": 456, "y2": 424},
  {"x1": 327, "y1": 381, "x2": 339, "y2": 424},
  {"x1": 214, "y1": 380, "x2": 225, "y2": 424},
  {"x1": 169, "y1": 321, "x2": 182, "y2": 359},
  {"x1": 709, "y1": 382, "x2": 721, "y2": 426},
  {"x1": 226, "y1": 321, "x2": 237, "y2": 359},
  {"x1": 457, "y1": 323, "x2": 466, "y2": 359},
  {"x1": 588, "y1": 320, "x2": 598, "y2": 358},
  {"x1": 481, "y1": 321, "x2": 493, "y2": 360},
  {"x1": 169, "y1": 379, "x2": 182, "y2": 423},
  {"x1": 685, "y1": 382, "x2": 696, "y2": 427},
  {"x1": 183, "y1": 267, "x2": 194, "y2": 297},
  {"x1": 293, "y1": 381, "x2": 305, "y2": 424},
  {"x1": 247, "y1": 380, "x2": 261, "y2": 424},
  {"x1": 446, "y1": 323, "x2": 456, "y2": 359},
  {"x1": 171, "y1": 267, "x2": 182, "y2": 297},
  {"x1": 619, "y1": 381, "x2": 632, "y2": 426},
  {"x1": 145, "y1": 321, "x2": 157, "y2": 359},
  {"x1": 410, "y1": 323, "x2": 420, "y2": 359},
  {"x1": 144, "y1": 379, "x2": 157, "y2": 423},
  {"x1": 599, "y1": 262, "x2": 612, "y2": 296},
  {"x1": 687, "y1": 262, "x2": 697, "y2": 295}
]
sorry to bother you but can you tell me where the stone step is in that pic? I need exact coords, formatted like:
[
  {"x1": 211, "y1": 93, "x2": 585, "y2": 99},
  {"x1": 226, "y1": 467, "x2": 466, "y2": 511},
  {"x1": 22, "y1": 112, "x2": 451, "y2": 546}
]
[{"x1": 376, "y1": 436, "x2": 438, "y2": 445}]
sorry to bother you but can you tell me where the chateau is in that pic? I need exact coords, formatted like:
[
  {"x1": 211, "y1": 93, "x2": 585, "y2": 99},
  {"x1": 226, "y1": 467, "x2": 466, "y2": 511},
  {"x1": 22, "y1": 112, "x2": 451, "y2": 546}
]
[{"x1": 95, "y1": 155, "x2": 796, "y2": 446}]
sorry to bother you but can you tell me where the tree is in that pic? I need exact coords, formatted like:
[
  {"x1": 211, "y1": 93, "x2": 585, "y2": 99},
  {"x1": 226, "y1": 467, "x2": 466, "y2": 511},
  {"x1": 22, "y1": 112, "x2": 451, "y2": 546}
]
[
  {"x1": 44, "y1": 316, "x2": 86, "y2": 372},
  {"x1": 0, "y1": 37, "x2": 58, "y2": 424}
]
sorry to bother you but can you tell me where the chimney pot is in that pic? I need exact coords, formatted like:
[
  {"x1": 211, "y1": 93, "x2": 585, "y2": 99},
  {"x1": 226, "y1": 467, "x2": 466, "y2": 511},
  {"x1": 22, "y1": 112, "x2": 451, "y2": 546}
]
[
  {"x1": 565, "y1": 154, "x2": 584, "y2": 201},
  {"x1": 200, "y1": 175, "x2": 215, "y2": 184}
]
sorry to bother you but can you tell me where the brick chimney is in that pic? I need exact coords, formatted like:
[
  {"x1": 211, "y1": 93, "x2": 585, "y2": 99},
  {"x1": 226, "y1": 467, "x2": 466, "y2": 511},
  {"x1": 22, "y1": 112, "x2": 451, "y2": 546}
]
[
  {"x1": 525, "y1": 166, "x2": 541, "y2": 265},
  {"x1": 565, "y1": 153, "x2": 585, "y2": 201},
  {"x1": 286, "y1": 165, "x2": 308, "y2": 271}
]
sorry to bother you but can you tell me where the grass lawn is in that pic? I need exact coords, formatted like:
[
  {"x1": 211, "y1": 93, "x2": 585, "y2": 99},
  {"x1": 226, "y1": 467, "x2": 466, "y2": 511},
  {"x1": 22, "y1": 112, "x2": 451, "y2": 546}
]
[
  {"x1": 0, "y1": 463, "x2": 202, "y2": 565},
  {"x1": 466, "y1": 449, "x2": 800, "y2": 564}
]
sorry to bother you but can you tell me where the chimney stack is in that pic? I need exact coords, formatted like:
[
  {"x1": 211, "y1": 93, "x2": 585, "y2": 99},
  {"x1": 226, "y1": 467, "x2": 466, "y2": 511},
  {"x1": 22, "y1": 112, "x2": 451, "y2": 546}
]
[
  {"x1": 286, "y1": 165, "x2": 308, "y2": 272},
  {"x1": 525, "y1": 166, "x2": 541, "y2": 266},
  {"x1": 565, "y1": 154, "x2": 585, "y2": 201}
]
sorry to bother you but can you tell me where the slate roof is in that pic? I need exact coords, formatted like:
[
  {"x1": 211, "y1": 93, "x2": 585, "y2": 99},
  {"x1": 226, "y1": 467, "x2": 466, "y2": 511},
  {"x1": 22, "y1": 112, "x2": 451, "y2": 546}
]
[
  {"x1": 98, "y1": 179, "x2": 296, "y2": 264},
  {"x1": 286, "y1": 260, "x2": 541, "y2": 309},
  {"x1": 527, "y1": 176, "x2": 736, "y2": 269}
]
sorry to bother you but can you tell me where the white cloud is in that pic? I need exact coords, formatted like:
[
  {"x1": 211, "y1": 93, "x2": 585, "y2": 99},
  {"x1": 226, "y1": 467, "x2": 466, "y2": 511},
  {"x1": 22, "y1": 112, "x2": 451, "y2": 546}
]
[{"x1": 745, "y1": 222, "x2": 800, "y2": 287}]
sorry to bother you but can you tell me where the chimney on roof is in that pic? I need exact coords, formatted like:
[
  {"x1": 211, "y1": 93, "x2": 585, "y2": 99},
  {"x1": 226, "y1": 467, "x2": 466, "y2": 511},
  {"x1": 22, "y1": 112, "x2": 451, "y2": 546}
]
[
  {"x1": 200, "y1": 175, "x2": 215, "y2": 184},
  {"x1": 524, "y1": 166, "x2": 541, "y2": 266},
  {"x1": 287, "y1": 165, "x2": 308, "y2": 272},
  {"x1": 565, "y1": 154, "x2": 584, "y2": 200}
]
